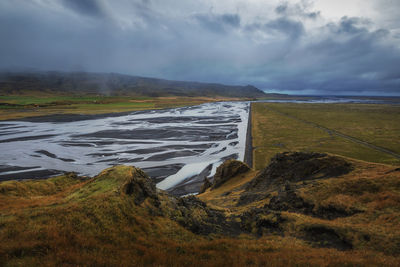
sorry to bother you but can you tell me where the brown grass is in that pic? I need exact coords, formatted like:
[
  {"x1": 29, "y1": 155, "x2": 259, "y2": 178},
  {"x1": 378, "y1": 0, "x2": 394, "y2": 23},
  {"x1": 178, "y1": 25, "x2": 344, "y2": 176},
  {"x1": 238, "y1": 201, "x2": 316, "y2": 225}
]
[
  {"x1": 251, "y1": 103, "x2": 400, "y2": 169},
  {"x1": 2, "y1": 164, "x2": 400, "y2": 266}
]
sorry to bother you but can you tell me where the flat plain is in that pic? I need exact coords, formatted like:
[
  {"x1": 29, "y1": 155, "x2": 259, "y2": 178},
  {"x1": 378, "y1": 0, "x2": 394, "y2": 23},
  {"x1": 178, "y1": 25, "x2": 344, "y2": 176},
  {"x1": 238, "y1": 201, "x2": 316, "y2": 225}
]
[
  {"x1": 0, "y1": 95, "x2": 243, "y2": 120},
  {"x1": 252, "y1": 102, "x2": 400, "y2": 169}
]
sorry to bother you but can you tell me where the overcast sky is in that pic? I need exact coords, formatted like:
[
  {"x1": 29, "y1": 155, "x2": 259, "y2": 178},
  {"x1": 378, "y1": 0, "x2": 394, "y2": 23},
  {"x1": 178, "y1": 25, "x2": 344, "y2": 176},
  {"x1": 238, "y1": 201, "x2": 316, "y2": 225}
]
[{"x1": 1, "y1": 0, "x2": 399, "y2": 95}]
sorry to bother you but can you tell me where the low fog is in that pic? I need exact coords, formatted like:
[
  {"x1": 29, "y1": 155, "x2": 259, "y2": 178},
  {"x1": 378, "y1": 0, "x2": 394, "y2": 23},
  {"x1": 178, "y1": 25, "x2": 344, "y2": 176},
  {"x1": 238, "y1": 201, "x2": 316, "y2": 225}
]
[{"x1": 0, "y1": 0, "x2": 399, "y2": 95}]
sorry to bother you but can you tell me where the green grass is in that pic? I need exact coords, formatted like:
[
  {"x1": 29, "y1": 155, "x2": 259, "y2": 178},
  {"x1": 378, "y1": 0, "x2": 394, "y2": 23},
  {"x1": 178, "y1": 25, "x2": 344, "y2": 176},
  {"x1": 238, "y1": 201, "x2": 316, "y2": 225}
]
[
  {"x1": 0, "y1": 95, "x2": 227, "y2": 120},
  {"x1": 0, "y1": 95, "x2": 111, "y2": 105},
  {"x1": 72, "y1": 102, "x2": 155, "y2": 110},
  {"x1": 267, "y1": 103, "x2": 400, "y2": 154},
  {"x1": 252, "y1": 103, "x2": 400, "y2": 169}
]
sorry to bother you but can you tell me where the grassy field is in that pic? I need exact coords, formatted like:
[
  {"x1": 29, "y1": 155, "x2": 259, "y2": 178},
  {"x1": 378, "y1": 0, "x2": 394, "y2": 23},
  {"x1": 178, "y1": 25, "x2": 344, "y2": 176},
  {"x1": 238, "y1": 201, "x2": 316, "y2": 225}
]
[
  {"x1": 0, "y1": 95, "x2": 242, "y2": 120},
  {"x1": 252, "y1": 103, "x2": 400, "y2": 169}
]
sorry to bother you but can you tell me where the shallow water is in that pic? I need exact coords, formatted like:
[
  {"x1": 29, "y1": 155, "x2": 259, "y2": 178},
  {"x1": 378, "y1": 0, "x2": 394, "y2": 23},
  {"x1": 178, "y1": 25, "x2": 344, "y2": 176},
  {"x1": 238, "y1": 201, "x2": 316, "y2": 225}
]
[{"x1": 0, "y1": 102, "x2": 249, "y2": 192}]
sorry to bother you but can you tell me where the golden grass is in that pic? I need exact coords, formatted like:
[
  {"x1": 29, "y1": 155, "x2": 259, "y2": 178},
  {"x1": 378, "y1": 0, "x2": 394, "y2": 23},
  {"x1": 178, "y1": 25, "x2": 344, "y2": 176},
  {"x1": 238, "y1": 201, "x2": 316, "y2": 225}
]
[
  {"x1": 1, "y1": 163, "x2": 400, "y2": 266},
  {"x1": 197, "y1": 153, "x2": 400, "y2": 257},
  {"x1": 251, "y1": 103, "x2": 400, "y2": 169},
  {"x1": 198, "y1": 170, "x2": 259, "y2": 213}
]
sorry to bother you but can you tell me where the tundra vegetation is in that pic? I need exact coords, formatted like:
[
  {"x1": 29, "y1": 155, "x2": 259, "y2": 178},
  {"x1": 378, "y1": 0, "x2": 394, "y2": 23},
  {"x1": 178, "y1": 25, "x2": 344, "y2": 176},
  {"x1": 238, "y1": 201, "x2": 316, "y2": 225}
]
[
  {"x1": 0, "y1": 101, "x2": 399, "y2": 266},
  {"x1": 252, "y1": 103, "x2": 400, "y2": 168}
]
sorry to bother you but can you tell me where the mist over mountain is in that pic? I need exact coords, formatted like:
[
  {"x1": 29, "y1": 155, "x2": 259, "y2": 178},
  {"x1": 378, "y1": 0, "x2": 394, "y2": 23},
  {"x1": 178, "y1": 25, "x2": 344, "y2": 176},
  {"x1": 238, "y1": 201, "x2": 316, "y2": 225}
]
[
  {"x1": 0, "y1": 71, "x2": 266, "y2": 98},
  {"x1": 1, "y1": 0, "x2": 399, "y2": 96}
]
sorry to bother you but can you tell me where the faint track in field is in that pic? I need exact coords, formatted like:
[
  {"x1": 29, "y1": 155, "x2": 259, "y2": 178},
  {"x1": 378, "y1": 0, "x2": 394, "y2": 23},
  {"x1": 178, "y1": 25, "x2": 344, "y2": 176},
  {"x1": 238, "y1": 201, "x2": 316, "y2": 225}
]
[{"x1": 261, "y1": 105, "x2": 400, "y2": 160}]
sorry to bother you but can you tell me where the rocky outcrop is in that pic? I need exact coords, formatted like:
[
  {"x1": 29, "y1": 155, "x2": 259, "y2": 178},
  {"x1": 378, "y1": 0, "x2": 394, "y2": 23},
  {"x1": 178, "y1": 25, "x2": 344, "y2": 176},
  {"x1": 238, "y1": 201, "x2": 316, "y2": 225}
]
[
  {"x1": 238, "y1": 152, "x2": 353, "y2": 206},
  {"x1": 199, "y1": 178, "x2": 212, "y2": 193},
  {"x1": 171, "y1": 195, "x2": 240, "y2": 235},
  {"x1": 121, "y1": 167, "x2": 159, "y2": 206},
  {"x1": 246, "y1": 152, "x2": 353, "y2": 192},
  {"x1": 212, "y1": 160, "x2": 250, "y2": 189},
  {"x1": 301, "y1": 225, "x2": 353, "y2": 251},
  {"x1": 267, "y1": 183, "x2": 314, "y2": 214},
  {"x1": 240, "y1": 207, "x2": 286, "y2": 236}
]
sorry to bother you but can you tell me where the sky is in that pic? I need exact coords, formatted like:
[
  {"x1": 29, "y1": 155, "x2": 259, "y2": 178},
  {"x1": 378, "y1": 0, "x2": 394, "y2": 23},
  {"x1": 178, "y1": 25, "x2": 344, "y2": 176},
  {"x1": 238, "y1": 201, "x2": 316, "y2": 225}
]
[{"x1": 0, "y1": 0, "x2": 399, "y2": 95}]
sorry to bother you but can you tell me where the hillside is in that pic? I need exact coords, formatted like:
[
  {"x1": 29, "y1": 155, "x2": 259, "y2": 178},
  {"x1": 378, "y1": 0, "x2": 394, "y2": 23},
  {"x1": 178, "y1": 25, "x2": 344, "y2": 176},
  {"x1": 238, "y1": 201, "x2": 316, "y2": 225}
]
[
  {"x1": 1, "y1": 152, "x2": 399, "y2": 266},
  {"x1": 0, "y1": 72, "x2": 266, "y2": 98}
]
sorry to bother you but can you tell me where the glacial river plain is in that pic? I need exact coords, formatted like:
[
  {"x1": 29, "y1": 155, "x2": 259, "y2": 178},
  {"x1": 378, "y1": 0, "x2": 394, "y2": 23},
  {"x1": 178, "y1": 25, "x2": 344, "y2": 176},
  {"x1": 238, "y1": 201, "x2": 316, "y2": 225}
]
[{"x1": 0, "y1": 102, "x2": 249, "y2": 194}]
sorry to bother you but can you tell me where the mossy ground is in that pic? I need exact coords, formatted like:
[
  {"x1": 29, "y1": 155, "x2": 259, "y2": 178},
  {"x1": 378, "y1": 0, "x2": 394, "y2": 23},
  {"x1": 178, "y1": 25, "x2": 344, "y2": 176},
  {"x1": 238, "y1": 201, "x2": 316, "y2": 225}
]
[
  {"x1": 252, "y1": 103, "x2": 400, "y2": 169},
  {"x1": 1, "y1": 162, "x2": 399, "y2": 266},
  {"x1": 199, "y1": 156, "x2": 400, "y2": 257}
]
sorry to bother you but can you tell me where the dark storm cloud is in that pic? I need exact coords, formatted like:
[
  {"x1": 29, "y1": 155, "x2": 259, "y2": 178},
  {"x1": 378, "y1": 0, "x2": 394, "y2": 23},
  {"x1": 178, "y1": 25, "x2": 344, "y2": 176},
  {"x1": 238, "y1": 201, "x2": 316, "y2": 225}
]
[
  {"x1": 252, "y1": 18, "x2": 400, "y2": 94},
  {"x1": 0, "y1": 0, "x2": 399, "y2": 95},
  {"x1": 245, "y1": 18, "x2": 304, "y2": 40},
  {"x1": 275, "y1": 3, "x2": 288, "y2": 14},
  {"x1": 327, "y1": 16, "x2": 371, "y2": 34},
  {"x1": 194, "y1": 13, "x2": 241, "y2": 33},
  {"x1": 275, "y1": 1, "x2": 320, "y2": 20},
  {"x1": 62, "y1": 0, "x2": 105, "y2": 17},
  {"x1": 265, "y1": 18, "x2": 304, "y2": 39}
]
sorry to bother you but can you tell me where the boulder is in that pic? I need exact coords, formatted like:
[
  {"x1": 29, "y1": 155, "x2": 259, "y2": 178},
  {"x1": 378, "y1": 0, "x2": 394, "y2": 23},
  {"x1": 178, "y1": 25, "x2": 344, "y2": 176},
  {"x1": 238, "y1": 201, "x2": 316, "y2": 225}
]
[
  {"x1": 212, "y1": 160, "x2": 250, "y2": 189},
  {"x1": 121, "y1": 167, "x2": 159, "y2": 205}
]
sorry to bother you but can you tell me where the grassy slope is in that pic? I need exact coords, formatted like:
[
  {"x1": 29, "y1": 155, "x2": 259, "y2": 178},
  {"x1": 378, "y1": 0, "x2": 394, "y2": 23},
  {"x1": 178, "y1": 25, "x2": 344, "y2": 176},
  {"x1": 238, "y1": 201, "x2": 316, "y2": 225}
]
[
  {"x1": 252, "y1": 103, "x2": 400, "y2": 169},
  {"x1": 199, "y1": 157, "x2": 400, "y2": 260},
  {"x1": 1, "y1": 163, "x2": 399, "y2": 266}
]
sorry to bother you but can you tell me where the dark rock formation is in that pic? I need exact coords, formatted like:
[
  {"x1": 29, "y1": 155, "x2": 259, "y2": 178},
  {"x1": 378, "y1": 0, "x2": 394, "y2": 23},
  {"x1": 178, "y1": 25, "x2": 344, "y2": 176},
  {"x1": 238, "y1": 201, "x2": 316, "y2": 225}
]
[
  {"x1": 314, "y1": 204, "x2": 362, "y2": 220},
  {"x1": 246, "y1": 152, "x2": 353, "y2": 192},
  {"x1": 301, "y1": 225, "x2": 353, "y2": 251},
  {"x1": 237, "y1": 193, "x2": 268, "y2": 206},
  {"x1": 240, "y1": 207, "x2": 286, "y2": 236},
  {"x1": 168, "y1": 164, "x2": 212, "y2": 196},
  {"x1": 268, "y1": 185, "x2": 314, "y2": 214},
  {"x1": 172, "y1": 196, "x2": 240, "y2": 235},
  {"x1": 212, "y1": 160, "x2": 250, "y2": 189},
  {"x1": 238, "y1": 152, "x2": 353, "y2": 206},
  {"x1": 121, "y1": 167, "x2": 159, "y2": 206},
  {"x1": 199, "y1": 178, "x2": 212, "y2": 193}
]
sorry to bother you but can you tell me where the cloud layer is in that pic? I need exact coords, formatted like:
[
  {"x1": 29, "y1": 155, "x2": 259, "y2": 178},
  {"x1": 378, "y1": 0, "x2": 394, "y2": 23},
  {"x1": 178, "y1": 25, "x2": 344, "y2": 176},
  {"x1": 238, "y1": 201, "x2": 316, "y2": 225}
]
[{"x1": 0, "y1": 0, "x2": 399, "y2": 95}]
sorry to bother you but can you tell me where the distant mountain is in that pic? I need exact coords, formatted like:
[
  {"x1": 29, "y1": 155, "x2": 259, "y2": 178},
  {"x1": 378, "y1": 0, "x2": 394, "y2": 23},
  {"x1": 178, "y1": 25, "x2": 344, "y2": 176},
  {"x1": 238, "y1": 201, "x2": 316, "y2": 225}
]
[{"x1": 0, "y1": 71, "x2": 267, "y2": 98}]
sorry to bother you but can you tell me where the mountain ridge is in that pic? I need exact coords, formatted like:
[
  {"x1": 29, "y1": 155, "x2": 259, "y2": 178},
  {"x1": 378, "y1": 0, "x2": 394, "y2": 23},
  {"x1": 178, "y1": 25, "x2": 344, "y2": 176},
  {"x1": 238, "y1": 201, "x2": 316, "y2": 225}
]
[{"x1": 0, "y1": 71, "x2": 267, "y2": 98}]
